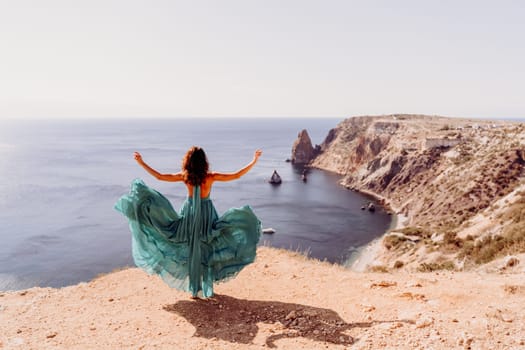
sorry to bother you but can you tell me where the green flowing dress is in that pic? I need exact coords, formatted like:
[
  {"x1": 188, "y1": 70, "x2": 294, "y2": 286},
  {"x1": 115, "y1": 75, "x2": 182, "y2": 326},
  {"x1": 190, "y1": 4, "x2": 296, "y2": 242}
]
[{"x1": 115, "y1": 179, "x2": 261, "y2": 297}]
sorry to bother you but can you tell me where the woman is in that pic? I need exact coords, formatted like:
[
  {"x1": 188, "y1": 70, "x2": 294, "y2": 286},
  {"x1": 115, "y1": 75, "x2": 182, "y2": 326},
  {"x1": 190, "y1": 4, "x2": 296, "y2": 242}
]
[{"x1": 115, "y1": 147, "x2": 262, "y2": 298}]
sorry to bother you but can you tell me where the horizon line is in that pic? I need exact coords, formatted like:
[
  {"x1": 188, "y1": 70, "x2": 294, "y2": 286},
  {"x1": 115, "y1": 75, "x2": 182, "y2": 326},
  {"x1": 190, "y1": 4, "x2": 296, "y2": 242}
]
[{"x1": 1, "y1": 114, "x2": 524, "y2": 121}]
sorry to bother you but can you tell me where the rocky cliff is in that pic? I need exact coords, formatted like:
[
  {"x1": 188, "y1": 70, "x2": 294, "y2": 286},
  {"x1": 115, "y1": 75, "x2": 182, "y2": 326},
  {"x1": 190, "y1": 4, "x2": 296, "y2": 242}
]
[
  {"x1": 291, "y1": 129, "x2": 317, "y2": 164},
  {"x1": 310, "y1": 114, "x2": 525, "y2": 271}
]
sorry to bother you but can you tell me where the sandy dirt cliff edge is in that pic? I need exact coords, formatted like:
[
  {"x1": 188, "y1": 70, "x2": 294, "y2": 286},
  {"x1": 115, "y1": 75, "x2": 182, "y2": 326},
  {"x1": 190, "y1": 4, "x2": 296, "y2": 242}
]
[{"x1": 1, "y1": 247, "x2": 524, "y2": 349}]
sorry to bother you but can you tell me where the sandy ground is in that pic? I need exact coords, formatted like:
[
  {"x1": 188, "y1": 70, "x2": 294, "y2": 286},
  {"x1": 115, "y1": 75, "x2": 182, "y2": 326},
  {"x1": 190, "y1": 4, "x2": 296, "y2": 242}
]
[{"x1": 1, "y1": 247, "x2": 525, "y2": 350}]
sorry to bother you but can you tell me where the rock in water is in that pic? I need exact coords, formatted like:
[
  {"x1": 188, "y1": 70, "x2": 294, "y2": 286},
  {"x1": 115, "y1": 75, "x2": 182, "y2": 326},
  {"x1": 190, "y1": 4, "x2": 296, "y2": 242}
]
[
  {"x1": 269, "y1": 170, "x2": 282, "y2": 185},
  {"x1": 291, "y1": 129, "x2": 315, "y2": 164}
]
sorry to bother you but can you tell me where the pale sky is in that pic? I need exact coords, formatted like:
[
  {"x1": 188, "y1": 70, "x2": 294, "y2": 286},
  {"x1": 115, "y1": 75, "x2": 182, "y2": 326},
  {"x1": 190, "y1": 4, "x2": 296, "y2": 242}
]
[{"x1": 1, "y1": 0, "x2": 524, "y2": 119}]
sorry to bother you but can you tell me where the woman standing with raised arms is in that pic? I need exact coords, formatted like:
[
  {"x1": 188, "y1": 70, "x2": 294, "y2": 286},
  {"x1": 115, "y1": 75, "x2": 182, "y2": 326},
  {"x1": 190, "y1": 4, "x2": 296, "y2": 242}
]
[{"x1": 115, "y1": 147, "x2": 262, "y2": 298}]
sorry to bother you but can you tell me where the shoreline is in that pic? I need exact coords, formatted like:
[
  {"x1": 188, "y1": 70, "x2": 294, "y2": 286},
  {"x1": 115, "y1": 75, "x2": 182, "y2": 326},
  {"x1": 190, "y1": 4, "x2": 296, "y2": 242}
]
[
  {"x1": 349, "y1": 186, "x2": 406, "y2": 229},
  {"x1": 343, "y1": 185, "x2": 409, "y2": 271}
]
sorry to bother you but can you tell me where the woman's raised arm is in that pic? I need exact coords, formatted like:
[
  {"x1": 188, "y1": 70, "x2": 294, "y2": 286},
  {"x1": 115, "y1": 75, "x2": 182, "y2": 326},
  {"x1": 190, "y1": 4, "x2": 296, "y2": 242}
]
[
  {"x1": 211, "y1": 150, "x2": 262, "y2": 182},
  {"x1": 134, "y1": 152, "x2": 184, "y2": 182}
]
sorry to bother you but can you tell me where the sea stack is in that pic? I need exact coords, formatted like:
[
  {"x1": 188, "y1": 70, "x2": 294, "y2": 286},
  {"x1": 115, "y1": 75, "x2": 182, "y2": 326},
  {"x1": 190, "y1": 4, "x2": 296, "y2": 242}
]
[{"x1": 291, "y1": 129, "x2": 315, "y2": 164}]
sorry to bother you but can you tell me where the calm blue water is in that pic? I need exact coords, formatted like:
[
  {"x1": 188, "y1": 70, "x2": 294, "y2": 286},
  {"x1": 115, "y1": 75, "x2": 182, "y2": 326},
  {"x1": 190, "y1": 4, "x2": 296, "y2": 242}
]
[{"x1": 0, "y1": 118, "x2": 391, "y2": 290}]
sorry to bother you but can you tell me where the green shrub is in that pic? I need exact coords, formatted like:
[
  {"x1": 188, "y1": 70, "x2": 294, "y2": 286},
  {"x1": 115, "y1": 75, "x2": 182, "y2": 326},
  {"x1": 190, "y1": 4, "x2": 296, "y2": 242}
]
[
  {"x1": 398, "y1": 226, "x2": 430, "y2": 238},
  {"x1": 383, "y1": 235, "x2": 407, "y2": 250},
  {"x1": 460, "y1": 235, "x2": 504, "y2": 264},
  {"x1": 370, "y1": 265, "x2": 389, "y2": 273},
  {"x1": 417, "y1": 261, "x2": 455, "y2": 272},
  {"x1": 443, "y1": 232, "x2": 463, "y2": 248}
]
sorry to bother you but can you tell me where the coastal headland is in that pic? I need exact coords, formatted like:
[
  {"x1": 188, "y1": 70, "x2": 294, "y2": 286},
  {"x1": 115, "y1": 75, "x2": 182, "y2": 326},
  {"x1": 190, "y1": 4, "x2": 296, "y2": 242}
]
[{"x1": 306, "y1": 114, "x2": 525, "y2": 272}]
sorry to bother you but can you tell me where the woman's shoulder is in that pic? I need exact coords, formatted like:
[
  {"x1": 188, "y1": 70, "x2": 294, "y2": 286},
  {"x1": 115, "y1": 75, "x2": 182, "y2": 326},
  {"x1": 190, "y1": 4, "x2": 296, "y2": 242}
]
[{"x1": 207, "y1": 172, "x2": 219, "y2": 180}]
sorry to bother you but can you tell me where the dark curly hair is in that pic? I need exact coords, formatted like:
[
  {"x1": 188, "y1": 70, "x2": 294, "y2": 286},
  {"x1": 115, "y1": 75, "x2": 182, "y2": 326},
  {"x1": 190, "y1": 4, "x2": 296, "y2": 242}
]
[{"x1": 182, "y1": 146, "x2": 209, "y2": 186}]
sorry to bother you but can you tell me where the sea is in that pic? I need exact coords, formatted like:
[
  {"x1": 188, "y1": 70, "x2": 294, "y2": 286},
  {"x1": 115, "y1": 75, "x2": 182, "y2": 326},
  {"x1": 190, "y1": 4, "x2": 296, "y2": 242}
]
[{"x1": 0, "y1": 118, "x2": 391, "y2": 291}]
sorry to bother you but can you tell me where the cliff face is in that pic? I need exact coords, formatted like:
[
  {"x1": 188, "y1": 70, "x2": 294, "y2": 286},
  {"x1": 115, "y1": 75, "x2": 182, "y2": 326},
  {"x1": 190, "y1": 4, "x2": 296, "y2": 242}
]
[
  {"x1": 310, "y1": 114, "x2": 525, "y2": 270},
  {"x1": 312, "y1": 117, "x2": 398, "y2": 174}
]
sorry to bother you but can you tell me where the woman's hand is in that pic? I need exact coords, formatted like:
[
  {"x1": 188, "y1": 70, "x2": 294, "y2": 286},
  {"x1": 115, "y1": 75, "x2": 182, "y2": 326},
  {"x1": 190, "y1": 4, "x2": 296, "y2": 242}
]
[
  {"x1": 254, "y1": 149, "x2": 262, "y2": 161},
  {"x1": 134, "y1": 152, "x2": 143, "y2": 164}
]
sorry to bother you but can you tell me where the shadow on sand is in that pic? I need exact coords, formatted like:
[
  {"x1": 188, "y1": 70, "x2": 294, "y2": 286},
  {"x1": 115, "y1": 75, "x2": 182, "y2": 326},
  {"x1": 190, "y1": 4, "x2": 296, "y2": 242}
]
[{"x1": 163, "y1": 294, "x2": 414, "y2": 347}]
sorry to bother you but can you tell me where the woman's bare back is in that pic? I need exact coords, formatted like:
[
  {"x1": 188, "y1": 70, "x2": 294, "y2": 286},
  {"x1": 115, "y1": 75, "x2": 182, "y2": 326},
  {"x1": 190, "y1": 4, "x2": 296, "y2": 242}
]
[{"x1": 186, "y1": 176, "x2": 214, "y2": 198}]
